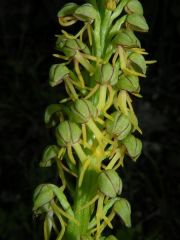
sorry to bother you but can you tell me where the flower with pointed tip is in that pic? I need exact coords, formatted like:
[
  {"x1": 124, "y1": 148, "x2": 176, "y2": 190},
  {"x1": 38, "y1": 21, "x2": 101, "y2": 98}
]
[
  {"x1": 112, "y1": 29, "x2": 140, "y2": 49},
  {"x1": 126, "y1": 13, "x2": 149, "y2": 32},
  {"x1": 125, "y1": 0, "x2": 143, "y2": 15},
  {"x1": 113, "y1": 198, "x2": 131, "y2": 227},
  {"x1": 74, "y1": 3, "x2": 98, "y2": 23},
  {"x1": 128, "y1": 52, "x2": 147, "y2": 75}
]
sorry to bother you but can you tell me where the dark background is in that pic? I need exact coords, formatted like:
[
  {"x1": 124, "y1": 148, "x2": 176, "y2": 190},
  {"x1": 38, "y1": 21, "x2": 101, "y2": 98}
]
[{"x1": 0, "y1": 0, "x2": 180, "y2": 239}]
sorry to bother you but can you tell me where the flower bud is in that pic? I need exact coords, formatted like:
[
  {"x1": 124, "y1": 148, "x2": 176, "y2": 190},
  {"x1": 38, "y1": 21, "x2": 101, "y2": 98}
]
[
  {"x1": 113, "y1": 198, "x2": 131, "y2": 227},
  {"x1": 56, "y1": 121, "x2": 82, "y2": 146},
  {"x1": 40, "y1": 145, "x2": 59, "y2": 167},
  {"x1": 70, "y1": 99, "x2": 97, "y2": 124},
  {"x1": 126, "y1": 13, "x2": 149, "y2": 32},
  {"x1": 122, "y1": 134, "x2": 142, "y2": 161},
  {"x1": 98, "y1": 170, "x2": 122, "y2": 198},
  {"x1": 33, "y1": 184, "x2": 54, "y2": 214},
  {"x1": 116, "y1": 74, "x2": 140, "y2": 93},
  {"x1": 112, "y1": 29, "x2": 140, "y2": 48},
  {"x1": 125, "y1": 0, "x2": 143, "y2": 15},
  {"x1": 129, "y1": 52, "x2": 147, "y2": 74},
  {"x1": 57, "y1": 3, "x2": 79, "y2": 18},
  {"x1": 49, "y1": 64, "x2": 70, "y2": 87},
  {"x1": 74, "y1": 4, "x2": 98, "y2": 22},
  {"x1": 106, "y1": 112, "x2": 132, "y2": 140}
]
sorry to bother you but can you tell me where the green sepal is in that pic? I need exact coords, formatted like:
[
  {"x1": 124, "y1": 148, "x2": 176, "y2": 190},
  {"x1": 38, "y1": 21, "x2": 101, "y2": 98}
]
[
  {"x1": 44, "y1": 104, "x2": 62, "y2": 127},
  {"x1": 50, "y1": 185, "x2": 74, "y2": 215},
  {"x1": 44, "y1": 104, "x2": 62, "y2": 128},
  {"x1": 125, "y1": 0, "x2": 143, "y2": 15},
  {"x1": 106, "y1": 111, "x2": 132, "y2": 140},
  {"x1": 122, "y1": 134, "x2": 142, "y2": 160},
  {"x1": 56, "y1": 121, "x2": 82, "y2": 146},
  {"x1": 49, "y1": 64, "x2": 70, "y2": 87},
  {"x1": 55, "y1": 35, "x2": 67, "y2": 49},
  {"x1": 116, "y1": 74, "x2": 140, "y2": 93},
  {"x1": 112, "y1": 29, "x2": 140, "y2": 48},
  {"x1": 74, "y1": 3, "x2": 98, "y2": 22},
  {"x1": 70, "y1": 99, "x2": 97, "y2": 124},
  {"x1": 113, "y1": 198, "x2": 131, "y2": 227},
  {"x1": 39, "y1": 145, "x2": 59, "y2": 167},
  {"x1": 129, "y1": 52, "x2": 147, "y2": 74},
  {"x1": 33, "y1": 184, "x2": 54, "y2": 213},
  {"x1": 57, "y1": 3, "x2": 79, "y2": 18},
  {"x1": 105, "y1": 236, "x2": 118, "y2": 240},
  {"x1": 98, "y1": 170, "x2": 122, "y2": 198},
  {"x1": 95, "y1": 61, "x2": 119, "y2": 86},
  {"x1": 56, "y1": 37, "x2": 90, "y2": 57},
  {"x1": 126, "y1": 13, "x2": 149, "y2": 32}
]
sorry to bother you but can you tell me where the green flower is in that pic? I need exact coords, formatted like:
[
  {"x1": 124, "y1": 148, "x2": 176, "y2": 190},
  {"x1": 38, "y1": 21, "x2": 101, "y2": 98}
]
[
  {"x1": 56, "y1": 121, "x2": 82, "y2": 147},
  {"x1": 113, "y1": 198, "x2": 131, "y2": 227},
  {"x1": 57, "y1": 3, "x2": 78, "y2": 18},
  {"x1": 49, "y1": 64, "x2": 70, "y2": 87},
  {"x1": 125, "y1": 0, "x2": 143, "y2": 15},
  {"x1": 95, "y1": 62, "x2": 119, "y2": 86},
  {"x1": 70, "y1": 99, "x2": 97, "y2": 124},
  {"x1": 98, "y1": 170, "x2": 123, "y2": 198},
  {"x1": 128, "y1": 52, "x2": 147, "y2": 75},
  {"x1": 106, "y1": 111, "x2": 132, "y2": 140},
  {"x1": 122, "y1": 134, "x2": 142, "y2": 160},
  {"x1": 116, "y1": 74, "x2": 140, "y2": 93},
  {"x1": 40, "y1": 145, "x2": 59, "y2": 167},
  {"x1": 112, "y1": 29, "x2": 140, "y2": 48},
  {"x1": 126, "y1": 13, "x2": 149, "y2": 32},
  {"x1": 33, "y1": 184, "x2": 54, "y2": 214},
  {"x1": 56, "y1": 36, "x2": 90, "y2": 58},
  {"x1": 74, "y1": 3, "x2": 98, "y2": 22}
]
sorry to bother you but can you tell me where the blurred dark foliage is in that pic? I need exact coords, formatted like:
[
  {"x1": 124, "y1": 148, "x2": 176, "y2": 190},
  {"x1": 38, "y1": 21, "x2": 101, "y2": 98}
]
[{"x1": 0, "y1": 0, "x2": 180, "y2": 239}]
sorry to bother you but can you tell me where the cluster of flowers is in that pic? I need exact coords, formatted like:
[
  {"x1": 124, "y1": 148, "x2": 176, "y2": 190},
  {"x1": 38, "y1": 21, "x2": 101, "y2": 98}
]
[{"x1": 33, "y1": 1, "x2": 155, "y2": 239}]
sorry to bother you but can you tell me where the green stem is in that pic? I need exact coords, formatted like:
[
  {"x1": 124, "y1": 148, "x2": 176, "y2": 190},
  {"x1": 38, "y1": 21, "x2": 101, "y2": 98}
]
[{"x1": 64, "y1": 159, "x2": 101, "y2": 240}]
